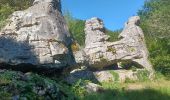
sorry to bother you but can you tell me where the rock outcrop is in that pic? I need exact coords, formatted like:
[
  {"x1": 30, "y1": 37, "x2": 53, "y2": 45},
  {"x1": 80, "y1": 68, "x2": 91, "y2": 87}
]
[
  {"x1": 66, "y1": 68, "x2": 149, "y2": 83},
  {"x1": 0, "y1": 0, "x2": 153, "y2": 79},
  {"x1": 83, "y1": 16, "x2": 154, "y2": 75},
  {"x1": 0, "y1": 0, "x2": 74, "y2": 68},
  {"x1": 85, "y1": 82, "x2": 103, "y2": 93}
]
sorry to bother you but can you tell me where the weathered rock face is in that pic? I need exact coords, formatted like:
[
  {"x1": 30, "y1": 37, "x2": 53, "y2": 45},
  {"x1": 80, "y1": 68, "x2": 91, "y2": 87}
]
[
  {"x1": 84, "y1": 16, "x2": 154, "y2": 75},
  {"x1": 0, "y1": 0, "x2": 74, "y2": 68}
]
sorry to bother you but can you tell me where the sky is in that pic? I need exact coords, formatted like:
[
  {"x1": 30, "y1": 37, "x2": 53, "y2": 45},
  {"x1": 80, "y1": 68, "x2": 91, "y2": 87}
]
[{"x1": 61, "y1": 0, "x2": 145, "y2": 31}]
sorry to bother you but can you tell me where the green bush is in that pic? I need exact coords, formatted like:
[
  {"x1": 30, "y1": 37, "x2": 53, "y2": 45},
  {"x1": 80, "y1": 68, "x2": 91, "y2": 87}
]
[
  {"x1": 106, "y1": 29, "x2": 120, "y2": 42},
  {"x1": 64, "y1": 12, "x2": 86, "y2": 46},
  {"x1": 136, "y1": 70, "x2": 150, "y2": 82},
  {"x1": 138, "y1": 0, "x2": 170, "y2": 77},
  {"x1": 71, "y1": 79, "x2": 87, "y2": 99},
  {"x1": 109, "y1": 71, "x2": 119, "y2": 82},
  {"x1": 151, "y1": 55, "x2": 170, "y2": 77},
  {"x1": 0, "y1": 70, "x2": 76, "y2": 100}
]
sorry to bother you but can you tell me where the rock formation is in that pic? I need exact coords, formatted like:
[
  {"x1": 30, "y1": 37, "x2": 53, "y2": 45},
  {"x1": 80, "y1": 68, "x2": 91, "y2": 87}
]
[
  {"x1": 83, "y1": 16, "x2": 154, "y2": 75},
  {"x1": 0, "y1": 0, "x2": 153, "y2": 79},
  {"x1": 0, "y1": 0, "x2": 74, "y2": 68},
  {"x1": 67, "y1": 16, "x2": 154, "y2": 84}
]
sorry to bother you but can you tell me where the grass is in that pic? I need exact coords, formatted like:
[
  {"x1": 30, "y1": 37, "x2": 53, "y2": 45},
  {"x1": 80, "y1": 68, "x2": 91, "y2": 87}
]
[
  {"x1": 0, "y1": 70, "x2": 169, "y2": 100},
  {"x1": 82, "y1": 79, "x2": 170, "y2": 100},
  {"x1": 109, "y1": 70, "x2": 119, "y2": 82},
  {"x1": 70, "y1": 71, "x2": 170, "y2": 100}
]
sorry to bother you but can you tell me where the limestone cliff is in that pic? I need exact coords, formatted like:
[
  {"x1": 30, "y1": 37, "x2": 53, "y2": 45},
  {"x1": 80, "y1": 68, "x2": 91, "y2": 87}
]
[
  {"x1": 77, "y1": 16, "x2": 154, "y2": 75},
  {"x1": 0, "y1": 0, "x2": 153, "y2": 77},
  {"x1": 0, "y1": 0, "x2": 74, "y2": 68}
]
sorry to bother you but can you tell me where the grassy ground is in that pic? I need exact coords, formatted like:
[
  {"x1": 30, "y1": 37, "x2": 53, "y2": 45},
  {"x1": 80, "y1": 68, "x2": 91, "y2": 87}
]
[
  {"x1": 82, "y1": 79, "x2": 170, "y2": 100},
  {"x1": 0, "y1": 70, "x2": 170, "y2": 100}
]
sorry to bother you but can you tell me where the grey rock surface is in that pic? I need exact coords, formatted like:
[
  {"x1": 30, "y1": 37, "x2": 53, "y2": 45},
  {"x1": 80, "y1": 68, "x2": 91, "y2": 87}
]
[
  {"x1": 85, "y1": 82, "x2": 103, "y2": 93},
  {"x1": 0, "y1": 0, "x2": 74, "y2": 68},
  {"x1": 73, "y1": 50, "x2": 88, "y2": 66},
  {"x1": 84, "y1": 16, "x2": 154, "y2": 76},
  {"x1": 65, "y1": 67, "x2": 149, "y2": 83},
  {"x1": 93, "y1": 70, "x2": 139, "y2": 83},
  {"x1": 93, "y1": 71, "x2": 115, "y2": 82},
  {"x1": 65, "y1": 68, "x2": 97, "y2": 84}
]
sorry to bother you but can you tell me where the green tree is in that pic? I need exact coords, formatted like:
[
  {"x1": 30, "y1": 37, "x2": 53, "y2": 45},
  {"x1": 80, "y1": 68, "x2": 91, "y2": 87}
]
[
  {"x1": 138, "y1": 0, "x2": 170, "y2": 77},
  {"x1": 64, "y1": 11, "x2": 86, "y2": 46},
  {"x1": 106, "y1": 29, "x2": 120, "y2": 42}
]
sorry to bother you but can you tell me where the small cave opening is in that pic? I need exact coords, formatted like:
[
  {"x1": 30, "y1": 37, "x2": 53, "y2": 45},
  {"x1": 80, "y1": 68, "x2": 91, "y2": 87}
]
[
  {"x1": 117, "y1": 60, "x2": 144, "y2": 71},
  {"x1": 98, "y1": 60, "x2": 144, "y2": 71}
]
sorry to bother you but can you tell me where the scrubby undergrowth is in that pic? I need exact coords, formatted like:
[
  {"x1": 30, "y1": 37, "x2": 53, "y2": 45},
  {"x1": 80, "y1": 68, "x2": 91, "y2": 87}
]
[
  {"x1": 1, "y1": 69, "x2": 170, "y2": 100},
  {"x1": 0, "y1": 70, "x2": 76, "y2": 100}
]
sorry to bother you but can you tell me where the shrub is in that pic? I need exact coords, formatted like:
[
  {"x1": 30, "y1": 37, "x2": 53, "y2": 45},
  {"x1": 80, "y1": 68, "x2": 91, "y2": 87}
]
[
  {"x1": 151, "y1": 55, "x2": 170, "y2": 77},
  {"x1": 0, "y1": 70, "x2": 76, "y2": 99},
  {"x1": 106, "y1": 29, "x2": 120, "y2": 42},
  {"x1": 138, "y1": 0, "x2": 170, "y2": 78},
  {"x1": 136, "y1": 70, "x2": 150, "y2": 82},
  {"x1": 71, "y1": 79, "x2": 87, "y2": 99},
  {"x1": 109, "y1": 71, "x2": 119, "y2": 82}
]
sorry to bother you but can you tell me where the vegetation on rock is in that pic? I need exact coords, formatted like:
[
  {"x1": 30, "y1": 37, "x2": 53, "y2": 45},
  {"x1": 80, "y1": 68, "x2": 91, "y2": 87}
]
[{"x1": 0, "y1": 70, "x2": 76, "y2": 100}]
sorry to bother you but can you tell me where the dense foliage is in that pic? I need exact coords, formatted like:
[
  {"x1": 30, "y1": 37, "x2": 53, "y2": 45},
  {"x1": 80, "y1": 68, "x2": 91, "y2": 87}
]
[
  {"x1": 0, "y1": 70, "x2": 76, "y2": 100},
  {"x1": 138, "y1": 0, "x2": 170, "y2": 77},
  {"x1": 64, "y1": 12, "x2": 86, "y2": 46}
]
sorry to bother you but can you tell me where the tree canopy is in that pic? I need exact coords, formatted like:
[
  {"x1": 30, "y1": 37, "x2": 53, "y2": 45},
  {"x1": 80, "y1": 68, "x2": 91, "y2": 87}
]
[{"x1": 138, "y1": 0, "x2": 170, "y2": 77}]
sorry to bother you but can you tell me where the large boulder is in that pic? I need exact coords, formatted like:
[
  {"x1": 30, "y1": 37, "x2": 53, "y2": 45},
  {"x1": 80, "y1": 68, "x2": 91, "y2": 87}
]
[
  {"x1": 0, "y1": 0, "x2": 74, "y2": 68},
  {"x1": 84, "y1": 16, "x2": 154, "y2": 76}
]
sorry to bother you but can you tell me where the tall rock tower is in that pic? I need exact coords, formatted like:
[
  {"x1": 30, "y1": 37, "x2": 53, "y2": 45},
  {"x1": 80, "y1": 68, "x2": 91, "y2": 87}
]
[{"x1": 0, "y1": 0, "x2": 74, "y2": 68}]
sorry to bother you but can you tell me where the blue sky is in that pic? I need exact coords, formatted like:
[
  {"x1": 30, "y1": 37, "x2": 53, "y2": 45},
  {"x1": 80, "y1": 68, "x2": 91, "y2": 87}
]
[{"x1": 61, "y1": 0, "x2": 145, "y2": 31}]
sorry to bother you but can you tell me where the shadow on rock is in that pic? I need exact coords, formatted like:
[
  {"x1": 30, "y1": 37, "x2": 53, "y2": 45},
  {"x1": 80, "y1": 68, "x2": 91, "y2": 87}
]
[{"x1": 0, "y1": 37, "x2": 65, "y2": 76}]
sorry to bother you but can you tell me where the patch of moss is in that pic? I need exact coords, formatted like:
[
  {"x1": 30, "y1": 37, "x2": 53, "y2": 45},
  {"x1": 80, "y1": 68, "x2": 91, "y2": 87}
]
[
  {"x1": 109, "y1": 71, "x2": 119, "y2": 82},
  {"x1": 99, "y1": 55, "x2": 108, "y2": 63},
  {"x1": 131, "y1": 66, "x2": 137, "y2": 72},
  {"x1": 136, "y1": 70, "x2": 150, "y2": 82},
  {"x1": 107, "y1": 46, "x2": 116, "y2": 54},
  {"x1": 71, "y1": 41, "x2": 80, "y2": 52},
  {"x1": 129, "y1": 47, "x2": 136, "y2": 52},
  {"x1": 124, "y1": 78, "x2": 136, "y2": 83}
]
